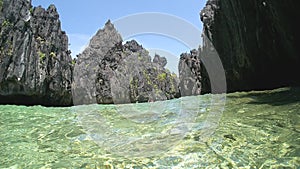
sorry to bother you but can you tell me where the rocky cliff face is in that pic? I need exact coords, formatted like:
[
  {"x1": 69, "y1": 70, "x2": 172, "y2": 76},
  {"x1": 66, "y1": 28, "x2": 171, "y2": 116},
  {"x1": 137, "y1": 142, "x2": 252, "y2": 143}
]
[
  {"x1": 73, "y1": 21, "x2": 179, "y2": 105},
  {"x1": 200, "y1": 0, "x2": 300, "y2": 92},
  {"x1": 96, "y1": 40, "x2": 180, "y2": 104},
  {"x1": 72, "y1": 20, "x2": 122, "y2": 105},
  {"x1": 178, "y1": 49, "x2": 201, "y2": 96},
  {"x1": 0, "y1": 0, "x2": 73, "y2": 106}
]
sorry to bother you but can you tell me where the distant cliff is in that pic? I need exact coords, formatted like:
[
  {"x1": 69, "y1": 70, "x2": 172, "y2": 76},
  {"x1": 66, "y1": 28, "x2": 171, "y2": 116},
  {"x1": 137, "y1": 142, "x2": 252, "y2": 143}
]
[
  {"x1": 73, "y1": 21, "x2": 179, "y2": 105},
  {"x1": 0, "y1": 0, "x2": 73, "y2": 106},
  {"x1": 178, "y1": 49, "x2": 202, "y2": 96},
  {"x1": 200, "y1": 0, "x2": 300, "y2": 92}
]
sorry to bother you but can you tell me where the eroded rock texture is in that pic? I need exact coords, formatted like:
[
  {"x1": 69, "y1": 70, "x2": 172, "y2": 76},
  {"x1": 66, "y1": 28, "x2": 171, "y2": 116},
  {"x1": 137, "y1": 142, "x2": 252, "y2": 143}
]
[
  {"x1": 178, "y1": 49, "x2": 201, "y2": 96},
  {"x1": 0, "y1": 0, "x2": 73, "y2": 106},
  {"x1": 73, "y1": 21, "x2": 179, "y2": 105},
  {"x1": 96, "y1": 40, "x2": 180, "y2": 104},
  {"x1": 72, "y1": 20, "x2": 122, "y2": 105},
  {"x1": 200, "y1": 0, "x2": 300, "y2": 92}
]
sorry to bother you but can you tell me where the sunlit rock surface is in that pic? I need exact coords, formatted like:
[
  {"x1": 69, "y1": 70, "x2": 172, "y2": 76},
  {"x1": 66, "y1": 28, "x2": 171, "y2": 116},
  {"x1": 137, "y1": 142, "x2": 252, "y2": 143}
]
[
  {"x1": 0, "y1": 0, "x2": 73, "y2": 106},
  {"x1": 74, "y1": 21, "x2": 180, "y2": 105}
]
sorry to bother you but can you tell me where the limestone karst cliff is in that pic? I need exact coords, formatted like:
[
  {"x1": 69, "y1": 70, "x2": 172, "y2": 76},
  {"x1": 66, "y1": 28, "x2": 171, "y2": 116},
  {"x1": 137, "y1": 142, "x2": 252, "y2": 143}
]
[
  {"x1": 96, "y1": 40, "x2": 180, "y2": 104},
  {"x1": 178, "y1": 49, "x2": 202, "y2": 96},
  {"x1": 3, "y1": 0, "x2": 298, "y2": 105},
  {"x1": 72, "y1": 20, "x2": 122, "y2": 105},
  {"x1": 0, "y1": 0, "x2": 73, "y2": 106},
  {"x1": 200, "y1": 0, "x2": 300, "y2": 92},
  {"x1": 73, "y1": 21, "x2": 180, "y2": 105}
]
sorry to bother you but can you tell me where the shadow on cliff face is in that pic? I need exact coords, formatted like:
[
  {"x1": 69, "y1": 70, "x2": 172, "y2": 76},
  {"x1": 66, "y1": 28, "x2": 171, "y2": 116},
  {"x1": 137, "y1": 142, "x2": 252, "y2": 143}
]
[
  {"x1": 200, "y1": 0, "x2": 300, "y2": 92},
  {"x1": 227, "y1": 87, "x2": 300, "y2": 106},
  {"x1": 0, "y1": 95, "x2": 72, "y2": 107}
]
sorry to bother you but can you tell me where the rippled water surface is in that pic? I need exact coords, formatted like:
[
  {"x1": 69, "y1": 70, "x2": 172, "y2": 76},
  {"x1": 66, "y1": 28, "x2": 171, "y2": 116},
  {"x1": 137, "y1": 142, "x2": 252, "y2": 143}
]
[{"x1": 0, "y1": 88, "x2": 299, "y2": 168}]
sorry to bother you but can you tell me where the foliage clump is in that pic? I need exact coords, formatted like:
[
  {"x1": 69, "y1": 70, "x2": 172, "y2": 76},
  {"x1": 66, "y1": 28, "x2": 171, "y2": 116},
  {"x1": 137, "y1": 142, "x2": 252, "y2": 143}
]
[{"x1": 157, "y1": 73, "x2": 167, "y2": 82}]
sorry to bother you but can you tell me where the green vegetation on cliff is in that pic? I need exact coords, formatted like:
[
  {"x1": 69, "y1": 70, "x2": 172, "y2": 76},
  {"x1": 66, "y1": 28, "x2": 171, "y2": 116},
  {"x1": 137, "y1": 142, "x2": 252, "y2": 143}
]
[{"x1": 0, "y1": 0, "x2": 3, "y2": 11}]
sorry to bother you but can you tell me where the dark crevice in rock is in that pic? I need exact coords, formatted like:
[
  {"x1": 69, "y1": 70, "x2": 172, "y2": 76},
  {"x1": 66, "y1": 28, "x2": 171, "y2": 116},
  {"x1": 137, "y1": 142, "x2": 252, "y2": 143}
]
[{"x1": 200, "y1": 0, "x2": 300, "y2": 92}]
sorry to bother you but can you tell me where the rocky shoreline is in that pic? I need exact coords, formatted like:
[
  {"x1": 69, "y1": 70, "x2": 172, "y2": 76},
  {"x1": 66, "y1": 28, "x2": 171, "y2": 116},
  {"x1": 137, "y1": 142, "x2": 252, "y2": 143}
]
[{"x1": 0, "y1": 0, "x2": 299, "y2": 106}]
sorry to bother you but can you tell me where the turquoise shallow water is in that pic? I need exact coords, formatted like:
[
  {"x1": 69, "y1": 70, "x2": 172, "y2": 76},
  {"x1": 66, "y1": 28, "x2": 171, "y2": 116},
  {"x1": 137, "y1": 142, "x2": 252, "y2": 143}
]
[{"x1": 0, "y1": 87, "x2": 299, "y2": 168}]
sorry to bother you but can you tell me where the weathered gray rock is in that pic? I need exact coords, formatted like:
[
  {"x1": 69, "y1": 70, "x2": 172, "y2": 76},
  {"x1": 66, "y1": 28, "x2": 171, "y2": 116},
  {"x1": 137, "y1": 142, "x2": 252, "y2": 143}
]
[
  {"x1": 178, "y1": 49, "x2": 201, "y2": 96},
  {"x1": 0, "y1": 0, "x2": 73, "y2": 106},
  {"x1": 73, "y1": 21, "x2": 179, "y2": 105},
  {"x1": 72, "y1": 20, "x2": 122, "y2": 105},
  {"x1": 200, "y1": 0, "x2": 300, "y2": 92},
  {"x1": 96, "y1": 40, "x2": 180, "y2": 104},
  {"x1": 153, "y1": 54, "x2": 167, "y2": 67}
]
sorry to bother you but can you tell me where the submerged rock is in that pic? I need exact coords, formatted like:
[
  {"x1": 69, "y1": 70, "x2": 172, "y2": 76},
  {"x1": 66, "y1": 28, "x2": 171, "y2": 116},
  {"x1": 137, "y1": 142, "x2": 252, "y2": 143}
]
[
  {"x1": 0, "y1": 0, "x2": 73, "y2": 106},
  {"x1": 200, "y1": 0, "x2": 300, "y2": 92}
]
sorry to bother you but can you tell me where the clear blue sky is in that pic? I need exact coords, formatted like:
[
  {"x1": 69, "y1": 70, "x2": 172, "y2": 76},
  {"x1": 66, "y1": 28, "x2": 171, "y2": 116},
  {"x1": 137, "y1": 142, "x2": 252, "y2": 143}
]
[{"x1": 32, "y1": 0, "x2": 206, "y2": 74}]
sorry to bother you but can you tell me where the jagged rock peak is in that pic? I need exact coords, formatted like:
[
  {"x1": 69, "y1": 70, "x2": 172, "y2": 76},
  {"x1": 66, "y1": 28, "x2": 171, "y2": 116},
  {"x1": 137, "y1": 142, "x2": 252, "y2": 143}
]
[
  {"x1": 87, "y1": 19, "x2": 122, "y2": 51},
  {"x1": 95, "y1": 39, "x2": 180, "y2": 104},
  {"x1": 72, "y1": 20, "x2": 123, "y2": 105},
  {"x1": 46, "y1": 4, "x2": 59, "y2": 19},
  {"x1": 72, "y1": 19, "x2": 180, "y2": 105},
  {"x1": 105, "y1": 19, "x2": 113, "y2": 27},
  {"x1": 153, "y1": 54, "x2": 167, "y2": 68},
  {"x1": 0, "y1": 0, "x2": 73, "y2": 106},
  {"x1": 178, "y1": 49, "x2": 201, "y2": 96},
  {"x1": 124, "y1": 40, "x2": 143, "y2": 52}
]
